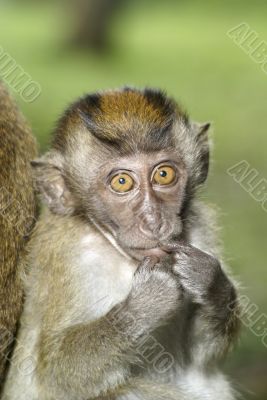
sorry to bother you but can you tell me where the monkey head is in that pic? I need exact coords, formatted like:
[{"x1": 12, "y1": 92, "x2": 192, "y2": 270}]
[{"x1": 32, "y1": 87, "x2": 210, "y2": 261}]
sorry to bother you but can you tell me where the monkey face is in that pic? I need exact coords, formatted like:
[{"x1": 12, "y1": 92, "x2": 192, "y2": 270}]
[{"x1": 77, "y1": 149, "x2": 188, "y2": 261}]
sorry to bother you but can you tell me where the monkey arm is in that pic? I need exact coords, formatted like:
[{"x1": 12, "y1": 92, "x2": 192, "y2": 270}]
[
  {"x1": 171, "y1": 244, "x2": 240, "y2": 366},
  {"x1": 37, "y1": 312, "x2": 133, "y2": 399},
  {"x1": 37, "y1": 317, "x2": 206, "y2": 400},
  {"x1": 189, "y1": 265, "x2": 240, "y2": 366}
]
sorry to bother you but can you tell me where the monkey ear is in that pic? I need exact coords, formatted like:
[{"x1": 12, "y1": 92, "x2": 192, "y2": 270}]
[
  {"x1": 31, "y1": 154, "x2": 75, "y2": 215},
  {"x1": 192, "y1": 122, "x2": 211, "y2": 185}
]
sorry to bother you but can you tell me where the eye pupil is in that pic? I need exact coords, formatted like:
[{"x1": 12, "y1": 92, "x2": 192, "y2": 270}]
[
  {"x1": 110, "y1": 173, "x2": 134, "y2": 193},
  {"x1": 152, "y1": 165, "x2": 176, "y2": 186}
]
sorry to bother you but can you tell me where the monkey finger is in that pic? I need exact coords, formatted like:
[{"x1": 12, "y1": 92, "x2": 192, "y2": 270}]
[
  {"x1": 135, "y1": 255, "x2": 159, "y2": 274},
  {"x1": 160, "y1": 240, "x2": 188, "y2": 253}
]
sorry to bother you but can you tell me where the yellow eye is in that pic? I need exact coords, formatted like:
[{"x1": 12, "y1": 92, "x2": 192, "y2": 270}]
[
  {"x1": 110, "y1": 173, "x2": 134, "y2": 193},
  {"x1": 153, "y1": 166, "x2": 176, "y2": 186}
]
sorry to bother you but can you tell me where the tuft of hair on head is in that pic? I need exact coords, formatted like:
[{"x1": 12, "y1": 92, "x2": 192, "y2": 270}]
[{"x1": 51, "y1": 87, "x2": 189, "y2": 154}]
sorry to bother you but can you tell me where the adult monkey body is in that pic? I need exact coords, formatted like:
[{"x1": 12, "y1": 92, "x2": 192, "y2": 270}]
[
  {"x1": 0, "y1": 81, "x2": 37, "y2": 388},
  {"x1": 3, "y1": 88, "x2": 240, "y2": 399}
]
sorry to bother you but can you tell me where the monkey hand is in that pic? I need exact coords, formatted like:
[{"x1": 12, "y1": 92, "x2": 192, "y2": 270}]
[
  {"x1": 120, "y1": 255, "x2": 183, "y2": 339},
  {"x1": 166, "y1": 243, "x2": 236, "y2": 309},
  {"x1": 160, "y1": 243, "x2": 241, "y2": 360}
]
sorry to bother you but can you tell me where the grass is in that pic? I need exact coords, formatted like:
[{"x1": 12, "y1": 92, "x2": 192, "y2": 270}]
[{"x1": 0, "y1": 1, "x2": 267, "y2": 398}]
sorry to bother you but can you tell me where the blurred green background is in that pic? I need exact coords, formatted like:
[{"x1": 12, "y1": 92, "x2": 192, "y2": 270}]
[{"x1": 0, "y1": 0, "x2": 266, "y2": 398}]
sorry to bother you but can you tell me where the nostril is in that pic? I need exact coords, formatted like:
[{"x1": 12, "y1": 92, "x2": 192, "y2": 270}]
[
  {"x1": 139, "y1": 220, "x2": 156, "y2": 239},
  {"x1": 139, "y1": 218, "x2": 165, "y2": 240},
  {"x1": 137, "y1": 206, "x2": 168, "y2": 239},
  {"x1": 159, "y1": 222, "x2": 173, "y2": 240}
]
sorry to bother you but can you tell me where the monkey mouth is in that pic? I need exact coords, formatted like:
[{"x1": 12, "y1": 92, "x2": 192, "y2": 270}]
[
  {"x1": 128, "y1": 246, "x2": 168, "y2": 259},
  {"x1": 142, "y1": 247, "x2": 168, "y2": 257}
]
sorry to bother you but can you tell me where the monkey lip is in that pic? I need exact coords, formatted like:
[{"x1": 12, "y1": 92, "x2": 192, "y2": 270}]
[
  {"x1": 131, "y1": 247, "x2": 168, "y2": 258},
  {"x1": 143, "y1": 247, "x2": 168, "y2": 257}
]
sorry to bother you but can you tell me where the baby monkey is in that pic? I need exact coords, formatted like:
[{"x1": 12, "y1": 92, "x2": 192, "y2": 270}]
[{"x1": 3, "y1": 87, "x2": 240, "y2": 400}]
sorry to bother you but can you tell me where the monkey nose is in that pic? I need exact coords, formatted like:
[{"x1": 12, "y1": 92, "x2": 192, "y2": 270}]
[
  {"x1": 139, "y1": 218, "x2": 165, "y2": 240},
  {"x1": 139, "y1": 223, "x2": 156, "y2": 239}
]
